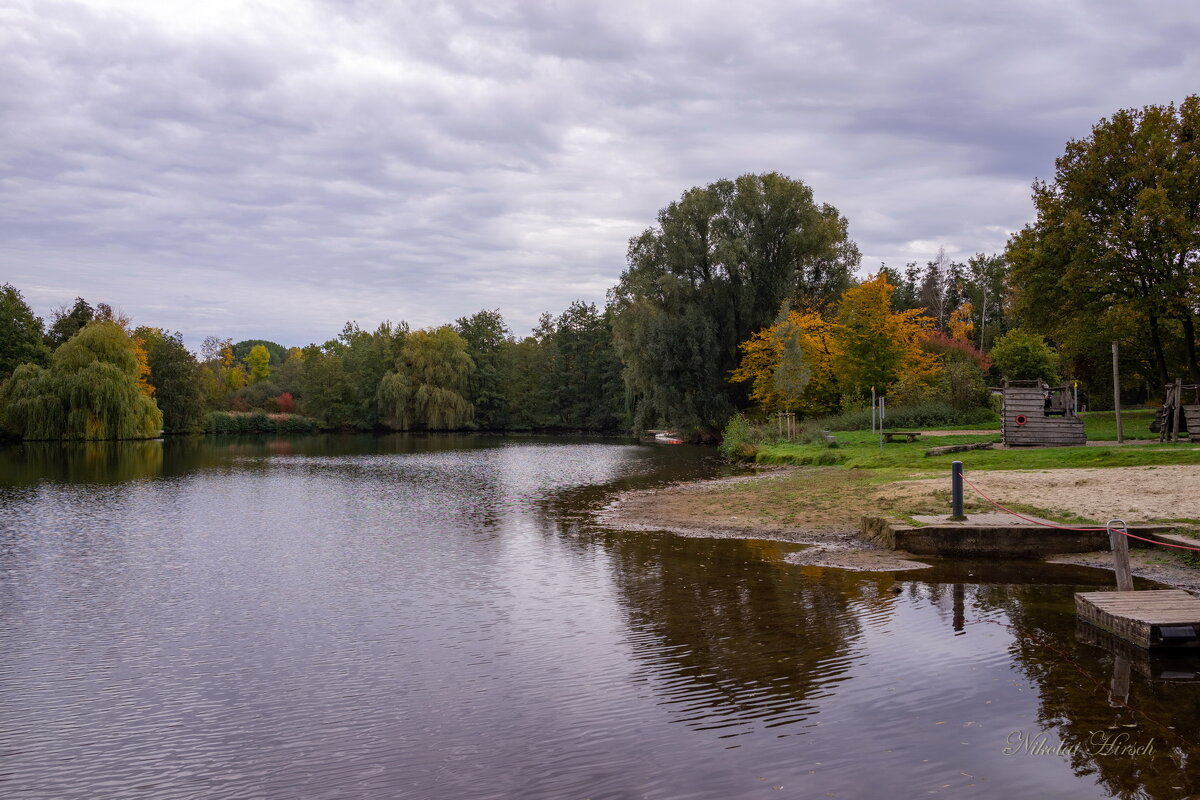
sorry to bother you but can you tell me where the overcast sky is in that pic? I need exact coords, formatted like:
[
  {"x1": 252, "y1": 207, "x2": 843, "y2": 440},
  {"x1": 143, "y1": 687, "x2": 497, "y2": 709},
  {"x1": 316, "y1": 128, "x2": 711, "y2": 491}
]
[{"x1": 3, "y1": 0, "x2": 1199, "y2": 348}]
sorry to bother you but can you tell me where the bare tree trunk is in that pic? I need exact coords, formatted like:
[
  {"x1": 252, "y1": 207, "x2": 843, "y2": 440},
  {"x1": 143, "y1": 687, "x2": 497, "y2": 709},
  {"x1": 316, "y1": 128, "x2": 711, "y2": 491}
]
[
  {"x1": 1181, "y1": 311, "x2": 1200, "y2": 384},
  {"x1": 1147, "y1": 313, "x2": 1170, "y2": 389}
]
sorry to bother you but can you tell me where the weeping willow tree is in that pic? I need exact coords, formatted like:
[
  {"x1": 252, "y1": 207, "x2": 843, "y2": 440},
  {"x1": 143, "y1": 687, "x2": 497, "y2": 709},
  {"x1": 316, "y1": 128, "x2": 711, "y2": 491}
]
[
  {"x1": 377, "y1": 326, "x2": 474, "y2": 430},
  {"x1": 0, "y1": 321, "x2": 162, "y2": 440}
]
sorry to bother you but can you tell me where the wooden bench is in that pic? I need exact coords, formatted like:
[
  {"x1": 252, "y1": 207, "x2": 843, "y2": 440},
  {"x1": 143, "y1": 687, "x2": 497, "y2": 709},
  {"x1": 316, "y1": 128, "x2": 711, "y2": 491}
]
[{"x1": 882, "y1": 431, "x2": 921, "y2": 443}]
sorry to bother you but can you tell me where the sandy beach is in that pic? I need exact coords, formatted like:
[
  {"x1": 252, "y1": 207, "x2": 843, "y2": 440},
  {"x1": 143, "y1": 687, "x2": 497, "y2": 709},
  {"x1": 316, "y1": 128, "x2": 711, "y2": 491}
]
[{"x1": 598, "y1": 463, "x2": 1200, "y2": 585}]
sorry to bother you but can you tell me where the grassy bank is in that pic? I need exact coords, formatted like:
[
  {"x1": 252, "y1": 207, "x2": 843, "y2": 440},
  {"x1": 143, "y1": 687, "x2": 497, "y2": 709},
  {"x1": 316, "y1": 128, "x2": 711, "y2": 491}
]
[
  {"x1": 755, "y1": 408, "x2": 1190, "y2": 471},
  {"x1": 758, "y1": 435, "x2": 1200, "y2": 471}
]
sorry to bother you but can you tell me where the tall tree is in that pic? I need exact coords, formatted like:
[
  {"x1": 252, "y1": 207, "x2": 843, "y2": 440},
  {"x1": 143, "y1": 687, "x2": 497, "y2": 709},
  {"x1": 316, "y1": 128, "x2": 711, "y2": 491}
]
[
  {"x1": 246, "y1": 345, "x2": 272, "y2": 383},
  {"x1": 377, "y1": 326, "x2": 474, "y2": 430},
  {"x1": 547, "y1": 302, "x2": 625, "y2": 430},
  {"x1": 45, "y1": 297, "x2": 94, "y2": 349},
  {"x1": 455, "y1": 309, "x2": 512, "y2": 429},
  {"x1": 918, "y1": 248, "x2": 951, "y2": 329},
  {"x1": 990, "y1": 329, "x2": 1060, "y2": 383},
  {"x1": 1, "y1": 321, "x2": 161, "y2": 440},
  {"x1": 135, "y1": 327, "x2": 207, "y2": 433},
  {"x1": 299, "y1": 322, "x2": 405, "y2": 429},
  {"x1": 611, "y1": 172, "x2": 858, "y2": 438},
  {"x1": 835, "y1": 274, "x2": 940, "y2": 398},
  {"x1": 1008, "y1": 96, "x2": 1200, "y2": 385},
  {"x1": 0, "y1": 284, "x2": 50, "y2": 379},
  {"x1": 964, "y1": 253, "x2": 1009, "y2": 351},
  {"x1": 232, "y1": 339, "x2": 288, "y2": 366}
]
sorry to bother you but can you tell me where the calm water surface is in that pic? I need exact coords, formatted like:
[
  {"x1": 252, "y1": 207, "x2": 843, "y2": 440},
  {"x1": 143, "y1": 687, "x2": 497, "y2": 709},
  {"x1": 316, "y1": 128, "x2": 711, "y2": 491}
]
[{"x1": 1, "y1": 435, "x2": 1198, "y2": 799}]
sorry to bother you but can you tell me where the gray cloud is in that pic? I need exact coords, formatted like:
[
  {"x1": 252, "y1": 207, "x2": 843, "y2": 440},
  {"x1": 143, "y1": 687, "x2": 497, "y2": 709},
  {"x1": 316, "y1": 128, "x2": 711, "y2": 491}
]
[{"x1": 3, "y1": 0, "x2": 1200, "y2": 347}]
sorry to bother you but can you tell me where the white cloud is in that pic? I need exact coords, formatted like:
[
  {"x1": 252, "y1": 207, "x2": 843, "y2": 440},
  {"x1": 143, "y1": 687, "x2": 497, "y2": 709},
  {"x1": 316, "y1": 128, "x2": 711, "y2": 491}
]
[{"x1": 3, "y1": 0, "x2": 1200, "y2": 346}]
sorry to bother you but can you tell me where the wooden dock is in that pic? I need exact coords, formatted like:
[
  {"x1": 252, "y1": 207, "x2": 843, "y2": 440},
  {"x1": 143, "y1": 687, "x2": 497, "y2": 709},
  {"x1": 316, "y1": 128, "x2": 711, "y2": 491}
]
[{"x1": 1076, "y1": 590, "x2": 1200, "y2": 650}]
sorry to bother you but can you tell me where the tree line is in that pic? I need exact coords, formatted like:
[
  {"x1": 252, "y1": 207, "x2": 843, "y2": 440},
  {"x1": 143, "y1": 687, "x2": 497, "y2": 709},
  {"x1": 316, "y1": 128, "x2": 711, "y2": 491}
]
[
  {"x1": 2, "y1": 96, "x2": 1197, "y2": 441},
  {"x1": 0, "y1": 294, "x2": 624, "y2": 439}
]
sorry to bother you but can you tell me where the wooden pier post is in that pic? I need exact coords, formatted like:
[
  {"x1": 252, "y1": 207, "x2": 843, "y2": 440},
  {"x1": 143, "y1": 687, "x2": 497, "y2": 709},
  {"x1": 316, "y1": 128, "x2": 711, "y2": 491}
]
[
  {"x1": 1108, "y1": 519, "x2": 1134, "y2": 592},
  {"x1": 1109, "y1": 655, "x2": 1130, "y2": 706}
]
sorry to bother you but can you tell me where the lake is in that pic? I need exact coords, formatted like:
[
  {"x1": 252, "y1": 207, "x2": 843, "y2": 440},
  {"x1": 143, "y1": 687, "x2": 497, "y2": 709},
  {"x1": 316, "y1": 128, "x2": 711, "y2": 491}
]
[{"x1": 1, "y1": 435, "x2": 1196, "y2": 798}]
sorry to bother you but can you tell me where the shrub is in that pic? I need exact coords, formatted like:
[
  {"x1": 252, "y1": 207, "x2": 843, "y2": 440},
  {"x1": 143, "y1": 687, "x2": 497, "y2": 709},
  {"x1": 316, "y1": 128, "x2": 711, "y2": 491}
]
[
  {"x1": 204, "y1": 411, "x2": 319, "y2": 435},
  {"x1": 815, "y1": 402, "x2": 998, "y2": 431},
  {"x1": 719, "y1": 413, "x2": 758, "y2": 461}
]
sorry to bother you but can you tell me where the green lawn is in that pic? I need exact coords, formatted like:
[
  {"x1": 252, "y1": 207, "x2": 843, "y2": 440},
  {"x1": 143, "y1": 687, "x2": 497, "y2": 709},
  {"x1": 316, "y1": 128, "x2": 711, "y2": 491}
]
[
  {"x1": 756, "y1": 425, "x2": 1200, "y2": 472},
  {"x1": 1079, "y1": 408, "x2": 1158, "y2": 440}
]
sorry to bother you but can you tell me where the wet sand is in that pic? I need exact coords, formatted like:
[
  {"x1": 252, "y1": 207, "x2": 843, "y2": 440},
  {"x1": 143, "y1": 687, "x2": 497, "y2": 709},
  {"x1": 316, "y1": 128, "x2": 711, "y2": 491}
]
[{"x1": 597, "y1": 470, "x2": 932, "y2": 571}]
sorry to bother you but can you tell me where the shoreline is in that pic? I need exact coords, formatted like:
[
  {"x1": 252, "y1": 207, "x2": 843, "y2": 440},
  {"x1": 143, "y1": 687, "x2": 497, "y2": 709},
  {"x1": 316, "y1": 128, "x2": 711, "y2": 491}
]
[
  {"x1": 597, "y1": 466, "x2": 1200, "y2": 589},
  {"x1": 597, "y1": 469, "x2": 935, "y2": 572}
]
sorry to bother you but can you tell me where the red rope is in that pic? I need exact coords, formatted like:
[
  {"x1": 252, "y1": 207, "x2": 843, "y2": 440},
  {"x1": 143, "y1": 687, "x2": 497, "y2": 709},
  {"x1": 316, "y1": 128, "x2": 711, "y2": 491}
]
[{"x1": 959, "y1": 473, "x2": 1200, "y2": 552}]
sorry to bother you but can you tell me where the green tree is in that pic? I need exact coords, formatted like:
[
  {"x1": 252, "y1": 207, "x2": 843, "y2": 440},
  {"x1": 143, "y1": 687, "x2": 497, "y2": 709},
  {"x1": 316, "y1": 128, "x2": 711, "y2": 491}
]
[
  {"x1": 0, "y1": 283, "x2": 50, "y2": 379},
  {"x1": 611, "y1": 172, "x2": 858, "y2": 438},
  {"x1": 246, "y1": 345, "x2": 272, "y2": 383},
  {"x1": 455, "y1": 309, "x2": 512, "y2": 429},
  {"x1": 503, "y1": 333, "x2": 546, "y2": 429},
  {"x1": 547, "y1": 302, "x2": 625, "y2": 430},
  {"x1": 342, "y1": 322, "x2": 406, "y2": 428},
  {"x1": 991, "y1": 330, "x2": 1061, "y2": 383},
  {"x1": 45, "y1": 297, "x2": 94, "y2": 349},
  {"x1": 270, "y1": 347, "x2": 306, "y2": 396},
  {"x1": 135, "y1": 327, "x2": 207, "y2": 433},
  {"x1": 299, "y1": 343, "x2": 355, "y2": 428},
  {"x1": 377, "y1": 326, "x2": 474, "y2": 430},
  {"x1": 298, "y1": 322, "x2": 405, "y2": 429},
  {"x1": 1, "y1": 321, "x2": 161, "y2": 440},
  {"x1": 1007, "y1": 96, "x2": 1200, "y2": 385}
]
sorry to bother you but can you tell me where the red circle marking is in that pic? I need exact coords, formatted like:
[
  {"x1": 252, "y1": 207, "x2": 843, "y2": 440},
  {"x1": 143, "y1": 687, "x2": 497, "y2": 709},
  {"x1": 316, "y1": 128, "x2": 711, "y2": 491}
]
[{"x1": 1015, "y1": 414, "x2": 1027, "y2": 425}]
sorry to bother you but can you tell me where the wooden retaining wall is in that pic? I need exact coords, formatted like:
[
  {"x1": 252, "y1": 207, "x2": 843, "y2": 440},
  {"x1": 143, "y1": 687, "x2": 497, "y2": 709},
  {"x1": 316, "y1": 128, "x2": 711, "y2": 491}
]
[
  {"x1": 1186, "y1": 406, "x2": 1200, "y2": 443},
  {"x1": 1001, "y1": 387, "x2": 1086, "y2": 447}
]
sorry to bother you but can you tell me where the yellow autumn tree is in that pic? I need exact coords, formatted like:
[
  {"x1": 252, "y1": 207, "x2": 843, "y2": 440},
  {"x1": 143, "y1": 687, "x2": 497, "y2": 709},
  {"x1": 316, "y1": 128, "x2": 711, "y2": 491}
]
[
  {"x1": 730, "y1": 311, "x2": 840, "y2": 415},
  {"x1": 836, "y1": 273, "x2": 940, "y2": 398},
  {"x1": 219, "y1": 342, "x2": 248, "y2": 391},
  {"x1": 732, "y1": 273, "x2": 940, "y2": 414},
  {"x1": 131, "y1": 332, "x2": 155, "y2": 397},
  {"x1": 947, "y1": 302, "x2": 974, "y2": 342},
  {"x1": 246, "y1": 344, "x2": 271, "y2": 383}
]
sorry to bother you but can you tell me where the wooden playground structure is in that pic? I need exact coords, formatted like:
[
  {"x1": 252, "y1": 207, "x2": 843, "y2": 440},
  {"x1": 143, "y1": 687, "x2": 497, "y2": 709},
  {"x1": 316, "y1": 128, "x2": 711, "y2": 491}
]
[
  {"x1": 1153, "y1": 380, "x2": 1200, "y2": 442},
  {"x1": 993, "y1": 380, "x2": 1087, "y2": 447}
]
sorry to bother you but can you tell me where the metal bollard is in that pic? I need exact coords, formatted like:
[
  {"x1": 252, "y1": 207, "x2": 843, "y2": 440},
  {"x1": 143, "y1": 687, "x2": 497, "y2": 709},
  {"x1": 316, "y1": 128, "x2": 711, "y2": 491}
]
[{"x1": 950, "y1": 460, "x2": 965, "y2": 520}]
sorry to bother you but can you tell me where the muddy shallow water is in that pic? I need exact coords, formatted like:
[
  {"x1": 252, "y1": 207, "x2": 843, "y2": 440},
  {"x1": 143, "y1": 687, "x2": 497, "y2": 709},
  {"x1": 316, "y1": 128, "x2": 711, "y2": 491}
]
[{"x1": 1, "y1": 435, "x2": 1197, "y2": 798}]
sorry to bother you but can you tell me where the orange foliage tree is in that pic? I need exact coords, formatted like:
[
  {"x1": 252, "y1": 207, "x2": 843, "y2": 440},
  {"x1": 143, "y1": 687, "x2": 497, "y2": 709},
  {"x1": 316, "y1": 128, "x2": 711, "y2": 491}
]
[
  {"x1": 729, "y1": 311, "x2": 840, "y2": 414},
  {"x1": 732, "y1": 273, "x2": 941, "y2": 414}
]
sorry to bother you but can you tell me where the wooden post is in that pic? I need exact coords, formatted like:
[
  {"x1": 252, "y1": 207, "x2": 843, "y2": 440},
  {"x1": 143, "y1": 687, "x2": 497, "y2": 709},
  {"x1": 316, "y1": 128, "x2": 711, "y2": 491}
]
[
  {"x1": 1173, "y1": 378, "x2": 1184, "y2": 443},
  {"x1": 1107, "y1": 519, "x2": 1134, "y2": 592},
  {"x1": 1109, "y1": 655, "x2": 1130, "y2": 707},
  {"x1": 1112, "y1": 342, "x2": 1123, "y2": 443}
]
